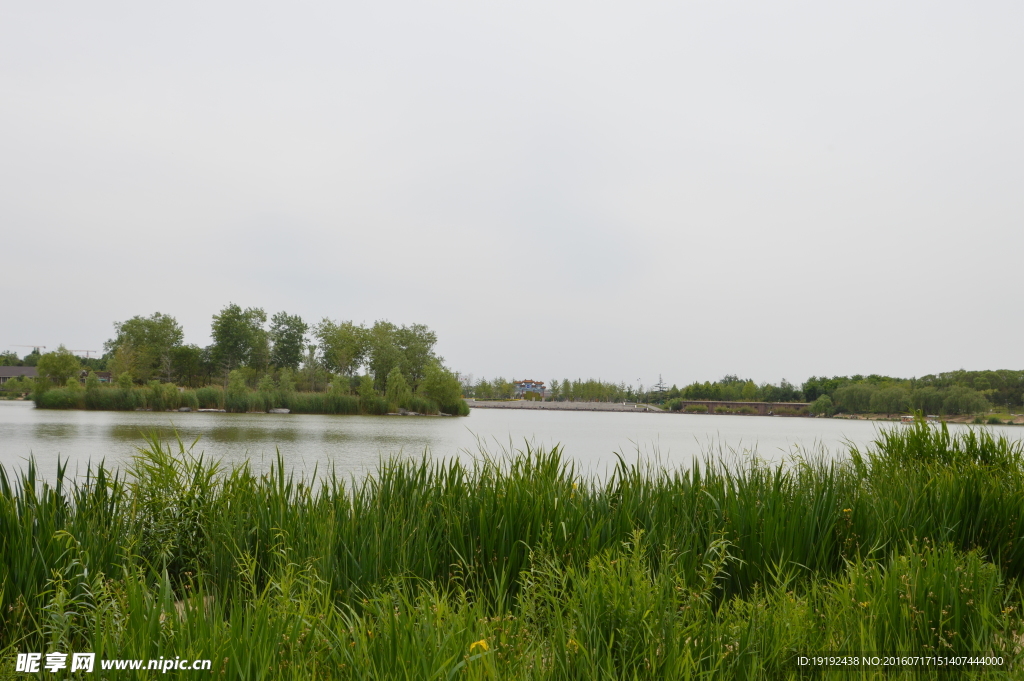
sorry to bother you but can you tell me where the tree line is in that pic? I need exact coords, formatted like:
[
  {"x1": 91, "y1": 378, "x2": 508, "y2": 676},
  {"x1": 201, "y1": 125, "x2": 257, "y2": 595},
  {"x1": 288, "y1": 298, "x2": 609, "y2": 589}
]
[
  {"x1": 456, "y1": 370, "x2": 1023, "y2": 418},
  {"x1": 467, "y1": 378, "x2": 648, "y2": 403},
  {"x1": 661, "y1": 371, "x2": 1021, "y2": 417},
  {"x1": 4, "y1": 305, "x2": 467, "y2": 415}
]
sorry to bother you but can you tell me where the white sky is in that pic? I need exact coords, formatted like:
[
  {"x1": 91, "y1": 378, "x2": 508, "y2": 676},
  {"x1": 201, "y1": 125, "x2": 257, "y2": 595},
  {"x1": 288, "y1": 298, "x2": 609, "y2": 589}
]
[{"x1": 2, "y1": 1, "x2": 1021, "y2": 387}]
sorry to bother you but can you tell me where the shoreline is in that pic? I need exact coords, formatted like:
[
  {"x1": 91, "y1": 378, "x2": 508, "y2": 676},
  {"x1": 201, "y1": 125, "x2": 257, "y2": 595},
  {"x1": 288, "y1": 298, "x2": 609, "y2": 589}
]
[
  {"x1": 466, "y1": 399, "x2": 1024, "y2": 424},
  {"x1": 467, "y1": 399, "x2": 665, "y2": 413}
]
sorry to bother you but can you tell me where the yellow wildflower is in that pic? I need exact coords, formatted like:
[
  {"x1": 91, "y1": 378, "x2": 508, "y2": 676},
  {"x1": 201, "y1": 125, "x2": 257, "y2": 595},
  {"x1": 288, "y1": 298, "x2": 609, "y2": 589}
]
[{"x1": 470, "y1": 639, "x2": 489, "y2": 653}]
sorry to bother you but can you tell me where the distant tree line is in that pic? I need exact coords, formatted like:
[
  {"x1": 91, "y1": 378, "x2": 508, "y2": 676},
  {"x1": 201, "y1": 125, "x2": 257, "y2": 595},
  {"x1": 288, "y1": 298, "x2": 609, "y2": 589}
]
[
  {"x1": 8, "y1": 304, "x2": 467, "y2": 415},
  {"x1": 659, "y1": 371, "x2": 1020, "y2": 417},
  {"x1": 454, "y1": 370, "x2": 1024, "y2": 418},
  {"x1": 467, "y1": 378, "x2": 643, "y2": 403},
  {"x1": 801, "y1": 371, "x2": 1022, "y2": 417}
]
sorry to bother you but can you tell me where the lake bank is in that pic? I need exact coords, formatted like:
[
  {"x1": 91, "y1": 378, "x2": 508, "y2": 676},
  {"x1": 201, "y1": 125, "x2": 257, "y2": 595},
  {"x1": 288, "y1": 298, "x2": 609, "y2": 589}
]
[{"x1": 469, "y1": 399, "x2": 1024, "y2": 424}]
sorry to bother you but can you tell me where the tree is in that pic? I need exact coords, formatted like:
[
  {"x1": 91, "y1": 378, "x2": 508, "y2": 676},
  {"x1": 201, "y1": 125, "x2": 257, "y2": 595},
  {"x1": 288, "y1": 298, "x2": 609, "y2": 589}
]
[
  {"x1": 36, "y1": 346, "x2": 82, "y2": 384},
  {"x1": 384, "y1": 367, "x2": 412, "y2": 410},
  {"x1": 834, "y1": 384, "x2": 875, "y2": 413},
  {"x1": 278, "y1": 368, "x2": 296, "y2": 394},
  {"x1": 211, "y1": 303, "x2": 267, "y2": 373},
  {"x1": 809, "y1": 394, "x2": 834, "y2": 416},
  {"x1": 911, "y1": 387, "x2": 944, "y2": 415},
  {"x1": 869, "y1": 387, "x2": 910, "y2": 416},
  {"x1": 358, "y1": 374, "x2": 376, "y2": 403},
  {"x1": 395, "y1": 324, "x2": 438, "y2": 389},
  {"x1": 171, "y1": 345, "x2": 203, "y2": 387},
  {"x1": 269, "y1": 312, "x2": 309, "y2": 371},
  {"x1": 364, "y1": 321, "x2": 439, "y2": 392},
  {"x1": 0, "y1": 351, "x2": 21, "y2": 366},
  {"x1": 315, "y1": 319, "x2": 367, "y2": 376},
  {"x1": 299, "y1": 344, "x2": 326, "y2": 392},
  {"x1": 366, "y1": 322, "x2": 404, "y2": 391},
  {"x1": 107, "y1": 344, "x2": 139, "y2": 382},
  {"x1": 104, "y1": 312, "x2": 184, "y2": 382},
  {"x1": 942, "y1": 386, "x2": 989, "y2": 415},
  {"x1": 419, "y1": 363, "x2": 464, "y2": 412}
]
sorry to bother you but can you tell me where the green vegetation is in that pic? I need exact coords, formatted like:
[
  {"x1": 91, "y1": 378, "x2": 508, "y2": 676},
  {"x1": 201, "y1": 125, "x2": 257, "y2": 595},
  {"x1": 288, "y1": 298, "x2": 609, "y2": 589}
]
[
  {"x1": 1, "y1": 425, "x2": 1022, "y2": 679},
  {"x1": 20, "y1": 304, "x2": 469, "y2": 416},
  {"x1": 471, "y1": 378, "x2": 634, "y2": 402},
  {"x1": 803, "y1": 370, "x2": 1024, "y2": 416},
  {"x1": 32, "y1": 368, "x2": 469, "y2": 417},
  {"x1": 655, "y1": 371, "x2": 1022, "y2": 417}
]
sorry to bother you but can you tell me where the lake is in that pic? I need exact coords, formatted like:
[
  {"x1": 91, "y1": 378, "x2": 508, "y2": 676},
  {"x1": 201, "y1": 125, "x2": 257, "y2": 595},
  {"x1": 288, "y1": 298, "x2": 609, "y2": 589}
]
[{"x1": 1, "y1": 400, "x2": 1020, "y2": 481}]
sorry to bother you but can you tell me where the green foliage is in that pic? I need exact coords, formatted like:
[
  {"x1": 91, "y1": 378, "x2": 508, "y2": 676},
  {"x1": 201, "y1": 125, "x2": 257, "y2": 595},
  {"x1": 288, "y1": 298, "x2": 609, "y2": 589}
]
[
  {"x1": 34, "y1": 387, "x2": 83, "y2": 409},
  {"x1": 269, "y1": 312, "x2": 308, "y2": 371},
  {"x1": 104, "y1": 312, "x2": 184, "y2": 382},
  {"x1": 854, "y1": 420, "x2": 1023, "y2": 469},
  {"x1": 84, "y1": 371, "x2": 100, "y2": 392},
  {"x1": 225, "y1": 369, "x2": 253, "y2": 413},
  {"x1": 418, "y1": 363, "x2": 467, "y2": 415},
  {"x1": 116, "y1": 371, "x2": 133, "y2": 391},
  {"x1": 277, "y1": 368, "x2": 296, "y2": 394},
  {"x1": 170, "y1": 344, "x2": 205, "y2": 387},
  {"x1": 869, "y1": 386, "x2": 910, "y2": 415},
  {"x1": 257, "y1": 373, "x2": 277, "y2": 393},
  {"x1": 357, "y1": 373, "x2": 376, "y2": 402},
  {"x1": 942, "y1": 385, "x2": 990, "y2": 415},
  {"x1": 0, "y1": 375, "x2": 34, "y2": 398},
  {"x1": 809, "y1": 393, "x2": 834, "y2": 416},
  {"x1": 211, "y1": 303, "x2": 267, "y2": 373},
  {"x1": 911, "y1": 386, "x2": 944, "y2": 414},
  {"x1": 2, "y1": 429, "x2": 1024, "y2": 678},
  {"x1": 679, "y1": 375, "x2": 801, "y2": 403},
  {"x1": 834, "y1": 383, "x2": 876, "y2": 413},
  {"x1": 805, "y1": 370, "x2": 1023, "y2": 414},
  {"x1": 314, "y1": 319, "x2": 367, "y2": 376},
  {"x1": 35, "y1": 346, "x2": 81, "y2": 385},
  {"x1": 195, "y1": 386, "x2": 224, "y2": 409},
  {"x1": 384, "y1": 367, "x2": 412, "y2": 410},
  {"x1": 0, "y1": 350, "x2": 21, "y2": 366}
]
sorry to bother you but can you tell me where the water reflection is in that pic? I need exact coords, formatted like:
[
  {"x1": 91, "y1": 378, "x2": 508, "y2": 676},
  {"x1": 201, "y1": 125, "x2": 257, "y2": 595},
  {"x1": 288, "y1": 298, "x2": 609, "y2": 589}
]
[
  {"x1": 34, "y1": 423, "x2": 80, "y2": 439},
  {"x1": 204, "y1": 427, "x2": 303, "y2": 443},
  {"x1": 3, "y1": 400, "x2": 1021, "y2": 484}
]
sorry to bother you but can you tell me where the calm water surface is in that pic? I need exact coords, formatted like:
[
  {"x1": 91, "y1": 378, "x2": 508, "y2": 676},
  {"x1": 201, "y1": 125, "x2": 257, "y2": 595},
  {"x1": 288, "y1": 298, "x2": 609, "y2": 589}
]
[{"x1": 1, "y1": 401, "x2": 1019, "y2": 481}]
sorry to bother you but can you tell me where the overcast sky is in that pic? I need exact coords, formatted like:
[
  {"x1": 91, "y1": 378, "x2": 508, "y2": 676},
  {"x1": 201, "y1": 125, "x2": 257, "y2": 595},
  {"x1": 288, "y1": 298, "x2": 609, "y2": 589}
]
[{"x1": 2, "y1": 1, "x2": 1021, "y2": 388}]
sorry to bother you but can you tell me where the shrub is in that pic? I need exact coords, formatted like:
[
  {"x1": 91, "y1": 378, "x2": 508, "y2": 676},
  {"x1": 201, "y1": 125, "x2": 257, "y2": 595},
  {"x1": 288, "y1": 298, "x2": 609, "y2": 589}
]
[
  {"x1": 810, "y1": 394, "x2": 834, "y2": 416},
  {"x1": 34, "y1": 387, "x2": 82, "y2": 409},
  {"x1": 195, "y1": 386, "x2": 224, "y2": 409},
  {"x1": 683, "y1": 404, "x2": 708, "y2": 414}
]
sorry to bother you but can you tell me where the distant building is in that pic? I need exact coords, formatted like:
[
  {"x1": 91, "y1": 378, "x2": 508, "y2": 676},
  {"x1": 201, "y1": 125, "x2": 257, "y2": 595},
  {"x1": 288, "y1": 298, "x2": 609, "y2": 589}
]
[
  {"x1": 0, "y1": 367, "x2": 37, "y2": 385},
  {"x1": 78, "y1": 370, "x2": 113, "y2": 383},
  {"x1": 514, "y1": 379, "x2": 546, "y2": 398}
]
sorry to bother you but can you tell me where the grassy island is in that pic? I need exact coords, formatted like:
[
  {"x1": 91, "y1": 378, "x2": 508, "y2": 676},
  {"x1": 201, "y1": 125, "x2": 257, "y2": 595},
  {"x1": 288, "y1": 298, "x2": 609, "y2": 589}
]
[{"x1": 1, "y1": 423, "x2": 1023, "y2": 678}]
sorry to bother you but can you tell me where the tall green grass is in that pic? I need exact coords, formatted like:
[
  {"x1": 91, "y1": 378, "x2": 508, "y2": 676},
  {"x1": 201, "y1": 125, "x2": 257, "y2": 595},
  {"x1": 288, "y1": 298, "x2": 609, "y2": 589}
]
[
  {"x1": 1, "y1": 424, "x2": 1022, "y2": 679},
  {"x1": 32, "y1": 384, "x2": 467, "y2": 416}
]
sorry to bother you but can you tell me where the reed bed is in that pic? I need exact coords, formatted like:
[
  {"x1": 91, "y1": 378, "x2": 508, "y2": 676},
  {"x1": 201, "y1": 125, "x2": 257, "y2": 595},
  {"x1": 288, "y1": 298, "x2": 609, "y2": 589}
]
[
  {"x1": 1, "y1": 424, "x2": 1022, "y2": 679},
  {"x1": 33, "y1": 385, "x2": 470, "y2": 416}
]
